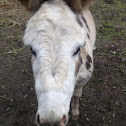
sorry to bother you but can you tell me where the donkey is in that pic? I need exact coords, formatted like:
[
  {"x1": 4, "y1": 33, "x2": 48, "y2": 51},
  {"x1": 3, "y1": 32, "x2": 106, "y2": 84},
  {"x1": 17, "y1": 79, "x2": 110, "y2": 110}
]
[{"x1": 19, "y1": 0, "x2": 96, "y2": 125}]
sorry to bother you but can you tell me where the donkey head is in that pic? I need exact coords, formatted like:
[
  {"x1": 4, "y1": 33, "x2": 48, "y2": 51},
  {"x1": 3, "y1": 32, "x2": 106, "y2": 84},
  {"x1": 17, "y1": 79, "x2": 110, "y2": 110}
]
[{"x1": 23, "y1": 0, "x2": 93, "y2": 126}]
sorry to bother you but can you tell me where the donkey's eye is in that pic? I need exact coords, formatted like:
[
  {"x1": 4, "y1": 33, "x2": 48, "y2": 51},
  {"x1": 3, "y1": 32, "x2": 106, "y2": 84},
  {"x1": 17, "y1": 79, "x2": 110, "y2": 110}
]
[
  {"x1": 73, "y1": 47, "x2": 80, "y2": 57},
  {"x1": 30, "y1": 47, "x2": 36, "y2": 56}
]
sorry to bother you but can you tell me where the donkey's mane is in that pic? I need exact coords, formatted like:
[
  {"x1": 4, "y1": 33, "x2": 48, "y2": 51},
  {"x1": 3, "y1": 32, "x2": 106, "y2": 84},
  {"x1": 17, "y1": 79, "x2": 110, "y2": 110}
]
[{"x1": 18, "y1": 0, "x2": 93, "y2": 13}]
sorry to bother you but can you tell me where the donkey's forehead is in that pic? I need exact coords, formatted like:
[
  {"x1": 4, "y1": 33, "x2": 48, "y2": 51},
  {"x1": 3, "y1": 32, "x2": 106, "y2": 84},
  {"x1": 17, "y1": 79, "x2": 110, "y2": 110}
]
[
  {"x1": 24, "y1": 2, "x2": 86, "y2": 48},
  {"x1": 36, "y1": 18, "x2": 85, "y2": 44},
  {"x1": 27, "y1": 24, "x2": 85, "y2": 54}
]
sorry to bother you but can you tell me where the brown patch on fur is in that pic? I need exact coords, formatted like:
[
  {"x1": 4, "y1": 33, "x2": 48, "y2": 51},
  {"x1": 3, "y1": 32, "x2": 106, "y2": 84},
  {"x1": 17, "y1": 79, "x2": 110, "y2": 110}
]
[
  {"x1": 64, "y1": 0, "x2": 93, "y2": 13},
  {"x1": 87, "y1": 54, "x2": 92, "y2": 63},
  {"x1": 87, "y1": 33, "x2": 90, "y2": 40},
  {"x1": 81, "y1": 15, "x2": 90, "y2": 32},
  {"x1": 85, "y1": 61, "x2": 91, "y2": 69},
  {"x1": 76, "y1": 16, "x2": 83, "y2": 27},
  {"x1": 85, "y1": 55, "x2": 92, "y2": 70}
]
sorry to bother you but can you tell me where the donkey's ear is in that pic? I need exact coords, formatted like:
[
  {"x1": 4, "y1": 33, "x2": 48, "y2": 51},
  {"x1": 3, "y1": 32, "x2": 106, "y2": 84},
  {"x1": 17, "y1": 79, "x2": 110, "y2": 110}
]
[
  {"x1": 64, "y1": 0, "x2": 93, "y2": 13},
  {"x1": 18, "y1": 0, "x2": 45, "y2": 12}
]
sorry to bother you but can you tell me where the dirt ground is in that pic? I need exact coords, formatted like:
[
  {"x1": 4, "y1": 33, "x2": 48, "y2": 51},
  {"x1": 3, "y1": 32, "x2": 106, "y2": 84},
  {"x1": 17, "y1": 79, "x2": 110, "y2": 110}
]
[{"x1": 0, "y1": 0, "x2": 126, "y2": 126}]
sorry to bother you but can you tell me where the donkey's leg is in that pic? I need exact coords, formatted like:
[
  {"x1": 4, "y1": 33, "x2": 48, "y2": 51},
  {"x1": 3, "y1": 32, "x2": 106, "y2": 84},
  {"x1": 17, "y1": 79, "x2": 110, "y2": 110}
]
[{"x1": 72, "y1": 85, "x2": 83, "y2": 120}]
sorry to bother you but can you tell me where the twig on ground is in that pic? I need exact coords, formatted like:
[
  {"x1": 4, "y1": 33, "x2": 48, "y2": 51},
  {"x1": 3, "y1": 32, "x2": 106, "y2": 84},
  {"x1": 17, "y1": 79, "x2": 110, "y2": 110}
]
[
  {"x1": 84, "y1": 86, "x2": 96, "y2": 91},
  {"x1": 11, "y1": 54, "x2": 31, "y2": 60},
  {"x1": 0, "y1": 47, "x2": 25, "y2": 56},
  {"x1": 0, "y1": 95, "x2": 13, "y2": 102},
  {"x1": 0, "y1": 50, "x2": 13, "y2": 55}
]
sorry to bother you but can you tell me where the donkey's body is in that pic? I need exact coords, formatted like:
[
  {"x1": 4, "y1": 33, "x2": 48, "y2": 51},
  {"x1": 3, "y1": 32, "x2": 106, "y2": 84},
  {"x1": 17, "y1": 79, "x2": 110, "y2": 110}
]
[{"x1": 21, "y1": 0, "x2": 96, "y2": 125}]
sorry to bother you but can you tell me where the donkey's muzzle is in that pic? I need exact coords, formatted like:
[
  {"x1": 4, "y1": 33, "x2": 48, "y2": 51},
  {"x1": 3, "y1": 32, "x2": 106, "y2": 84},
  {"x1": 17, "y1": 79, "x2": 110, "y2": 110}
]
[{"x1": 36, "y1": 114, "x2": 66, "y2": 126}]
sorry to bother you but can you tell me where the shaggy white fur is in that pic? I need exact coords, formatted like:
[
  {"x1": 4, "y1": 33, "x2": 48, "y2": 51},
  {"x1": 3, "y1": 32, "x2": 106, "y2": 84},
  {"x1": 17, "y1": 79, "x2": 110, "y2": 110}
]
[{"x1": 23, "y1": 0, "x2": 96, "y2": 125}]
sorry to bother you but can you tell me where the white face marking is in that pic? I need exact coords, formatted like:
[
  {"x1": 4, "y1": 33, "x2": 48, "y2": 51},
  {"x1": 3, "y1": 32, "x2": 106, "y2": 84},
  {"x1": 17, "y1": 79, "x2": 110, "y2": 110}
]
[
  {"x1": 23, "y1": 1, "x2": 88, "y2": 125},
  {"x1": 32, "y1": 36, "x2": 84, "y2": 125}
]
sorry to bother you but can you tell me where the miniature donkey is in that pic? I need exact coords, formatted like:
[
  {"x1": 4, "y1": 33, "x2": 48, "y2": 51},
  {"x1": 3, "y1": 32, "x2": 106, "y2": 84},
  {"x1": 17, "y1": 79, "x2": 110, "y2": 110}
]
[{"x1": 18, "y1": 0, "x2": 96, "y2": 125}]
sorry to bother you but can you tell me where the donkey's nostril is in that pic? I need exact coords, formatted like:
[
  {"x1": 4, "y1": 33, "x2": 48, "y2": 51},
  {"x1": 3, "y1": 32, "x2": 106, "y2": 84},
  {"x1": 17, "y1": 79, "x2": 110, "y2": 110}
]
[
  {"x1": 36, "y1": 114, "x2": 45, "y2": 125},
  {"x1": 64, "y1": 119, "x2": 66, "y2": 124},
  {"x1": 63, "y1": 115, "x2": 66, "y2": 123},
  {"x1": 37, "y1": 114, "x2": 40, "y2": 124},
  {"x1": 60, "y1": 115, "x2": 66, "y2": 126}
]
